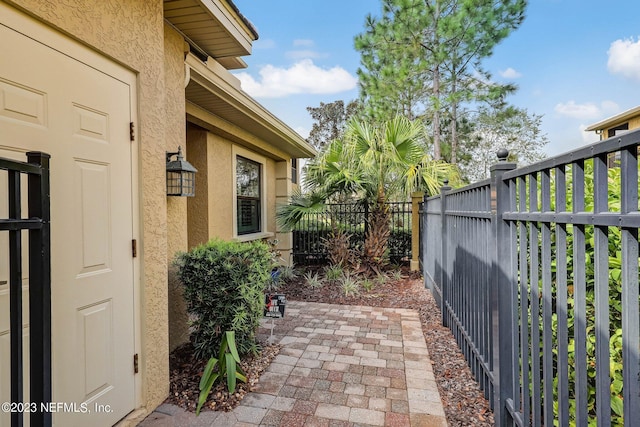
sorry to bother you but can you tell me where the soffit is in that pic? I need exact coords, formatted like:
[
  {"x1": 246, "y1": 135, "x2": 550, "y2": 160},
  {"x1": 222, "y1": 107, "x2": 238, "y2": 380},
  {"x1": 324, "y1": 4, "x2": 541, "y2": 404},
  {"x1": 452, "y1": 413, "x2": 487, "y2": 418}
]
[
  {"x1": 185, "y1": 54, "x2": 317, "y2": 159},
  {"x1": 163, "y1": 0, "x2": 255, "y2": 58},
  {"x1": 216, "y1": 56, "x2": 247, "y2": 70}
]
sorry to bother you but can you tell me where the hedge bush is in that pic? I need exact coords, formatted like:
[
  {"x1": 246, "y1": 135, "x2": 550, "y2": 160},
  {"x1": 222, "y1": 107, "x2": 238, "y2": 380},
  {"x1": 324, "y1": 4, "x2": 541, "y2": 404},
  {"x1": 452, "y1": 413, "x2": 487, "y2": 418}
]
[{"x1": 175, "y1": 239, "x2": 271, "y2": 359}]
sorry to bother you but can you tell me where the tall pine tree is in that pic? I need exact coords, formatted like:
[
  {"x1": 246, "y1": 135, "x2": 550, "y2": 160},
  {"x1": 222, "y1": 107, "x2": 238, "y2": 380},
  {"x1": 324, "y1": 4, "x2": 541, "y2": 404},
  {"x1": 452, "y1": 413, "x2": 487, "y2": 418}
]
[{"x1": 355, "y1": 0, "x2": 527, "y2": 161}]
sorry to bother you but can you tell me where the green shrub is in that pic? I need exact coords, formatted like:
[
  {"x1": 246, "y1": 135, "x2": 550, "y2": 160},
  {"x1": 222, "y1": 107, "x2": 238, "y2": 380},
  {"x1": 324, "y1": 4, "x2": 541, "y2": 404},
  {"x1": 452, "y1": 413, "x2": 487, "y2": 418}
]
[{"x1": 175, "y1": 239, "x2": 271, "y2": 359}]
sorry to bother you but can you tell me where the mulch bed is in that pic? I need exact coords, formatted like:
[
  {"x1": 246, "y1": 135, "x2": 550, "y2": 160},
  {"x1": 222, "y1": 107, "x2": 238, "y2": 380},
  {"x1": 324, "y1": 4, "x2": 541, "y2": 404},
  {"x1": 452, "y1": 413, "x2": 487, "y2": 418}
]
[
  {"x1": 166, "y1": 265, "x2": 493, "y2": 426},
  {"x1": 166, "y1": 342, "x2": 281, "y2": 412}
]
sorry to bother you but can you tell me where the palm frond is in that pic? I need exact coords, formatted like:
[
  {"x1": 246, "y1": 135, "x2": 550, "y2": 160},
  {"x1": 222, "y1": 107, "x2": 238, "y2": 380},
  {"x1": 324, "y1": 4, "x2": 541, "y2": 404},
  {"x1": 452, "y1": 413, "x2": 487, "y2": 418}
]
[{"x1": 276, "y1": 190, "x2": 327, "y2": 232}]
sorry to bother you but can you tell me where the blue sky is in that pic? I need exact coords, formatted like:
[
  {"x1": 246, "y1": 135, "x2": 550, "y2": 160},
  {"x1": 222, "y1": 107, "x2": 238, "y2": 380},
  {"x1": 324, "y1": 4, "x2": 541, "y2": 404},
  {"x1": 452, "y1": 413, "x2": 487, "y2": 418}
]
[{"x1": 232, "y1": 0, "x2": 640, "y2": 156}]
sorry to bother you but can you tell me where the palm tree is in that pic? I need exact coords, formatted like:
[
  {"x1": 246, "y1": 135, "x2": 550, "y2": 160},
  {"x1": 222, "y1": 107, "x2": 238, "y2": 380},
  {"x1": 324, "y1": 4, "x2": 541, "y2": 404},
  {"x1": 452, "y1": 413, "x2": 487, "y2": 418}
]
[{"x1": 278, "y1": 116, "x2": 456, "y2": 271}]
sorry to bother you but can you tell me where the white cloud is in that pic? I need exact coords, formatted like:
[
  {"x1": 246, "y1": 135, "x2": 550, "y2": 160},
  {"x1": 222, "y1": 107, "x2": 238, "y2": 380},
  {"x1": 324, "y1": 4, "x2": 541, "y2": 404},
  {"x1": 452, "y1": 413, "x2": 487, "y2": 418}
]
[
  {"x1": 554, "y1": 100, "x2": 619, "y2": 120},
  {"x1": 235, "y1": 59, "x2": 358, "y2": 98},
  {"x1": 500, "y1": 67, "x2": 522, "y2": 78},
  {"x1": 555, "y1": 101, "x2": 599, "y2": 119},
  {"x1": 607, "y1": 37, "x2": 640, "y2": 80},
  {"x1": 293, "y1": 39, "x2": 314, "y2": 47}
]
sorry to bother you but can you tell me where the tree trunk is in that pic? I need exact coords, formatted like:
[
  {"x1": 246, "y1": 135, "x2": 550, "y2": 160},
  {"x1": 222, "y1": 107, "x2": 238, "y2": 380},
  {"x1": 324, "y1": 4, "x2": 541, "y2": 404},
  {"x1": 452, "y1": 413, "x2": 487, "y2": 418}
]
[
  {"x1": 433, "y1": 65, "x2": 441, "y2": 160},
  {"x1": 431, "y1": 0, "x2": 442, "y2": 161},
  {"x1": 451, "y1": 78, "x2": 458, "y2": 164},
  {"x1": 363, "y1": 196, "x2": 391, "y2": 273}
]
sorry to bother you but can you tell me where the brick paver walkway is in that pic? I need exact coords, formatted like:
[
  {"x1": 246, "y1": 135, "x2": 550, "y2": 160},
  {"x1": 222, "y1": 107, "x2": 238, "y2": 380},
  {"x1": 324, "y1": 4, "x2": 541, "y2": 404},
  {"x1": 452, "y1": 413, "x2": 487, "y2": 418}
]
[{"x1": 138, "y1": 301, "x2": 447, "y2": 426}]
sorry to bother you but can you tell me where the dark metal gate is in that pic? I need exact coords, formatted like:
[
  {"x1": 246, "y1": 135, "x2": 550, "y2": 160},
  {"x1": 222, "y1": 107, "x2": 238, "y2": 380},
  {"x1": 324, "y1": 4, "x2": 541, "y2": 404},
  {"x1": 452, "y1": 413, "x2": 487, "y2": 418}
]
[
  {"x1": 1, "y1": 152, "x2": 51, "y2": 427},
  {"x1": 292, "y1": 201, "x2": 412, "y2": 265}
]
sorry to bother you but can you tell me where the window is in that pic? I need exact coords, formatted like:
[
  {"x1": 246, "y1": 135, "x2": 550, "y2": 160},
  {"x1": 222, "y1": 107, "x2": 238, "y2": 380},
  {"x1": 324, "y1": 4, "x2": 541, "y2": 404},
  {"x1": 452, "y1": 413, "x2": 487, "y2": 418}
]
[
  {"x1": 291, "y1": 158, "x2": 298, "y2": 184},
  {"x1": 236, "y1": 156, "x2": 261, "y2": 235},
  {"x1": 608, "y1": 123, "x2": 629, "y2": 138}
]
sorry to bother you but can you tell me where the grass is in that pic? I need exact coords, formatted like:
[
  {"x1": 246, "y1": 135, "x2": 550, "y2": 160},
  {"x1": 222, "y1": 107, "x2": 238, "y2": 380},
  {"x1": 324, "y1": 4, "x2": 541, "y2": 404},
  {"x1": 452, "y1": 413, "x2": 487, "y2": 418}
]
[
  {"x1": 278, "y1": 265, "x2": 298, "y2": 281},
  {"x1": 375, "y1": 273, "x2": 389, "y2": 285},
  {"x1": 324, "y1": 264, "x2": 344, "y2": 281},
  {"x1": 340, "y1": 273, "x2": 359, "y2": 297},
  {"x1": 361, "y1": 278, "x2": 375, "y2": 292},
  {"x1": 303, "y1": 271, "x2": 324, "y2": 289},
  {"x1": 389, "y1": 269, "x2": 403, "y2": 281}
]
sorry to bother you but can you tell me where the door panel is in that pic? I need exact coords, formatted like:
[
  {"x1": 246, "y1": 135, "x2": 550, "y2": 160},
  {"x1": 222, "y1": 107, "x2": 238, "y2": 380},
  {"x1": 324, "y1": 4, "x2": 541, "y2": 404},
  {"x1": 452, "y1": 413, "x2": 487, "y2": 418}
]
[{"x1": 0, "y1": 14, "x2": 136, "y2": 427}]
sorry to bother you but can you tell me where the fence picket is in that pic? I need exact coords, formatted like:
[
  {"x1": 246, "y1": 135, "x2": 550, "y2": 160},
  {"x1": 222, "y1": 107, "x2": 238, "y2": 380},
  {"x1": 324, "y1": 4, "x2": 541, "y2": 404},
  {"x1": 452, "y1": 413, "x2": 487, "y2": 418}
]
[
  {"x1": 620, "y1": 147, "x2": 640, "y2": 423},
  {"x1": 421, "y1": 127, "x2": 640, "y2": 427},
  {"x1": 554, "y1": 165, "x2": 570, "y2": 427}
]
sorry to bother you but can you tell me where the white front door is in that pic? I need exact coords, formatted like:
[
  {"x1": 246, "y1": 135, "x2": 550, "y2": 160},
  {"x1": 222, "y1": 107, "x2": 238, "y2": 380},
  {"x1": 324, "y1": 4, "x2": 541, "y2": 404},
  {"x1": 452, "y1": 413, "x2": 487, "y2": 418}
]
[{"x1": 0, "y1": 7, "x2": 137, "y2": 426}]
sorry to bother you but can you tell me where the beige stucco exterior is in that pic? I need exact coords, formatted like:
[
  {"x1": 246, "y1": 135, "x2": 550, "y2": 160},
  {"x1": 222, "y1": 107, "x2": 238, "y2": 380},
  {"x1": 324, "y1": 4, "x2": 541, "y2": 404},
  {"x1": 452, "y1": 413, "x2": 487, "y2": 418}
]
[
  {"x1": 4, "y1": 0, "x2": 172, "y2": 422},
  {"x1": 165, "y1": 24, "x2": 191, "y2": 364},
  {"x1": 2, "y1": 0, "x2": 315, "y2": 424}
]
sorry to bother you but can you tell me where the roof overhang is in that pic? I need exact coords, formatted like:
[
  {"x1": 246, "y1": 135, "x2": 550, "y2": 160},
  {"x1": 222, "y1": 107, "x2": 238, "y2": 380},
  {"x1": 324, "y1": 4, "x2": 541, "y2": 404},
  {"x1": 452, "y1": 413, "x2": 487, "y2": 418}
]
[
  {"x1": 184, "y1": 53, "x2": 317, "y2": 160},
  {"x1": 163, "y1": 0, "x2": 258, "y2": 60},
  {"x1": 585, "y1": 105, "x2": 640, "y2": 131}
]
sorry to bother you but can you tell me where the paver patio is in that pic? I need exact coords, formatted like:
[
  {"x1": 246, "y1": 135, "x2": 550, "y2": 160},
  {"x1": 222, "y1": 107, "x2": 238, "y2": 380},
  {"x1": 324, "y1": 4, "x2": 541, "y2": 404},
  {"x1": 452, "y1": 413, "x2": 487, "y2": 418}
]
[{"x1": 138, "y1": 301, "x2": 447, "y2": 426}]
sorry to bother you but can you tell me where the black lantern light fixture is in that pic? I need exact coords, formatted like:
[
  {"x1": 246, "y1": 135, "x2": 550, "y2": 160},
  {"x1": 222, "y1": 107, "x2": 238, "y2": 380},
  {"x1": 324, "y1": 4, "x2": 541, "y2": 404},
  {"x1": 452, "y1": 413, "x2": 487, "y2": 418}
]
[{"x1": 166, "y1": 146, "x2": 197, "y2": 197}]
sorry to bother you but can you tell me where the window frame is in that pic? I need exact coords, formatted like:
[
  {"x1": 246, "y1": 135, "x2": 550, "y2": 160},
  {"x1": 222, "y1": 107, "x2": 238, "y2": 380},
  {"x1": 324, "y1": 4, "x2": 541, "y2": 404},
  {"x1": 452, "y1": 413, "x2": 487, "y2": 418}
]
[
  {"x1": 232, "y1": 146, "x2": 271, "y2": 241},
  {"x1": 236, "y1": 155, "x2": 262, "y2": 235},
  {"x1": 291, "y1": 158, "x2": 298, "y2": 184}
]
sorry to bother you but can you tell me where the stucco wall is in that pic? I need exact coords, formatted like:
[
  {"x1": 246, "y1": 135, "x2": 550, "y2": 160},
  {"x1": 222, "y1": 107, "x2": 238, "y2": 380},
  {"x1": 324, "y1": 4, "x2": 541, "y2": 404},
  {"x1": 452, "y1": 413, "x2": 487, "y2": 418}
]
[
  {"x1": 186, "y1": 124, "x2": 210, "y2": 249},
  {"x1": 186, "y1": 125, "x2": 282, "y2": 244},
  {"x1": 6, "y1": 0, "x2": 170, "y2": 421},
  {"x1": 208, "y1": 133, "x2": 234, "y2": 240},
  {"x1": 164, "y1": 25, "x2": 190, "y2": 352},
  {"x1": 266, "y1": 159, "x2": 277, "y2": 236}
]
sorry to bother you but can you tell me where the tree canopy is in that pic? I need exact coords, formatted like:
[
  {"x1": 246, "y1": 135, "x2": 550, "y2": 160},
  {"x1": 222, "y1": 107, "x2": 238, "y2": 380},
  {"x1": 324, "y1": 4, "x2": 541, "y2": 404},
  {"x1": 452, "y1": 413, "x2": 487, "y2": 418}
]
[
  {"x1": 278, "y1": 116, "x2": 458, "y2": 270},
  {"x1": 355, "y1": 0, "x2": 528, "y2": 161},
  {"x1": 306, "y1": 100, "x2": 361, "y2": 149},
  {"x1": 458, "y1": 106, "x2": 548, "y2": 182}
]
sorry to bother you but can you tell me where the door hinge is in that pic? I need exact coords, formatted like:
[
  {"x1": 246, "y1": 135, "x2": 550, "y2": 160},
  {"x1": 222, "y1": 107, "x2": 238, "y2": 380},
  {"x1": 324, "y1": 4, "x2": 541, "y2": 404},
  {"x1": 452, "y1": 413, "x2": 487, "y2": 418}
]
[
  {"x1": 129, "y1": 122, "x2": 135, "y2": 142},
  {"x1": 132, "y1": 239, "x2": 137, "y2": 258},
  {"x1": 133, "y1": 353, "x2": 139, "y2": 374}
]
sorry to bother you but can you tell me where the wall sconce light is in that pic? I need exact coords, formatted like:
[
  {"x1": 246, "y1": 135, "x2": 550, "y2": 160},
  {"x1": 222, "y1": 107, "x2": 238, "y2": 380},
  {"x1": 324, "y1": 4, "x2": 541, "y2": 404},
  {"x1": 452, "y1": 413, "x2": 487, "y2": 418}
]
[{"x1": 166, "y1": 146, "x2": 197, "y2": 197}]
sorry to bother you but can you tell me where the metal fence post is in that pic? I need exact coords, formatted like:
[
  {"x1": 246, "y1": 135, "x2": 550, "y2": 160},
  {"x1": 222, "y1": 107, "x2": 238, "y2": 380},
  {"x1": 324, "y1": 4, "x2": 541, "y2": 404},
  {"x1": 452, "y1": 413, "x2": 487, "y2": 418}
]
[
  {"x1": 363, "y1": 201, "x2": 369, "y2": 237},
  {"x1": 27, "y1": 151, "x2": 52, "y2": 427},
  {"x1": 422, "y1": 193, "x2": 430, "y2": 292},
  {"x1": 490, "y1": 150, "x2": 516, "y2": 427},
  {"x1": 440, "y1": 181, "x2": 451, "y2": 327}
]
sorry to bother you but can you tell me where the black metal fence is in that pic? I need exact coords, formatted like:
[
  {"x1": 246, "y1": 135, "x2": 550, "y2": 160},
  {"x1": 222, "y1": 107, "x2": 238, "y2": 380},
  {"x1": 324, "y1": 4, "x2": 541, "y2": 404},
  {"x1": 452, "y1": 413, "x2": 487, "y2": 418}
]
[
  {"x1": 293, "y1": 201, "x2": 412, "y2": 265},
  {"x1": 422, "y1": 129, "x2": 640, "y2": 427},
  {"x1": 1, "y1": 152, "x2": 51, "y2": 427}
]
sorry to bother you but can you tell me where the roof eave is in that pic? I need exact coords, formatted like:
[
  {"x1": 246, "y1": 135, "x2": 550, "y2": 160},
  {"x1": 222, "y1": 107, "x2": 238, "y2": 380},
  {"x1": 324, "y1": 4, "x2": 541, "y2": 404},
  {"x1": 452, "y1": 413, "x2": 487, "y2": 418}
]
[
  {"x1": 185, "y1": 54, "x2": 317, "y2": 159},
  {"x1": 585, "y1": 105, "x2": 640, "y2": 131},
  {"x1": 164, "y1": 0, "x2": 257, "y2": 60}
]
